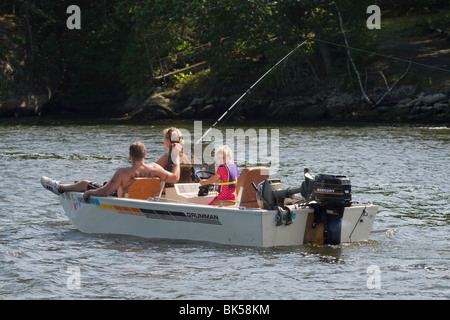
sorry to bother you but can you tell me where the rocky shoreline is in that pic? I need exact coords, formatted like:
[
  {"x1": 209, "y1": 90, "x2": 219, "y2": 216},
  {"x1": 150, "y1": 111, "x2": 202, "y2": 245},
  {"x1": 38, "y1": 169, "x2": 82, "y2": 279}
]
[
  {"x1": 0, "y1": 92, "x2": 50, "y2": 117},
  {"x1": 116, "y1": 86, "x2": 450, "y2": 125},
  {"x1": 1, "y1": 85, "x2": 449, "y2": 125}
]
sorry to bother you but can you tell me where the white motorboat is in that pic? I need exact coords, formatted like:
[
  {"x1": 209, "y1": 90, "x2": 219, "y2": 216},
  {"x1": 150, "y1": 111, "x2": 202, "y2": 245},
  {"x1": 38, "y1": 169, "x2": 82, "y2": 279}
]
[{"x1": 56, "y1": 167, "x2": 378, "y2": 247}]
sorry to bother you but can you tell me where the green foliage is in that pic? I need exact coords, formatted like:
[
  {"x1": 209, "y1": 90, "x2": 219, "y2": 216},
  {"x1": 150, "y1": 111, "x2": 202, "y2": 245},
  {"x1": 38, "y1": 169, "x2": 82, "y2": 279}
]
[
  {"x1": 378, "y1": 0, "x2": 449, "y2": 16},
  {"x1": 0, "y1": 76, "x2": 12, "y2": 99},
  {"x1": 5, "y1": 0, "x2": 442, "y2": 106},
  {"x1": 5, "y1": 0, "x2": 129, "y2": 104},
  {"x1": 115, "y1": 0, "x2": 382, "y2": 92}
]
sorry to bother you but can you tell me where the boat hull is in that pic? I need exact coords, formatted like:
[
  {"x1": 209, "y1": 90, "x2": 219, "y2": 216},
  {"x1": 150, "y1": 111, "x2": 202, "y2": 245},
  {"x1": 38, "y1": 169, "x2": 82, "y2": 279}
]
[{"x1": 59, "y1": 192, "x2": 378, "y2": 247}]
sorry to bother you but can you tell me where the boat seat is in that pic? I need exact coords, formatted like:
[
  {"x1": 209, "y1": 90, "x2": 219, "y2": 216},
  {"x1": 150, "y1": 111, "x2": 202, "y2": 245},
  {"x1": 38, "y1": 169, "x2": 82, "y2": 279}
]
[
  {"x1": 236, "y1": 167, "x2": 269, "y2": 208},
  {"x1": 124, "y1": 177, "x2": 162, "y2": 200},
  {"x1": 212, "y1": 167, "x2": 270, "y2": 208}
]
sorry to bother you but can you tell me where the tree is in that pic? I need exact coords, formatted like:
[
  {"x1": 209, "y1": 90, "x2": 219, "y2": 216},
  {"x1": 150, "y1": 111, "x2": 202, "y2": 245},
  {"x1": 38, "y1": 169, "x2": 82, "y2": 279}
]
[{"x1": 2, "y1": 0, "x2": 385, "y2": 110}]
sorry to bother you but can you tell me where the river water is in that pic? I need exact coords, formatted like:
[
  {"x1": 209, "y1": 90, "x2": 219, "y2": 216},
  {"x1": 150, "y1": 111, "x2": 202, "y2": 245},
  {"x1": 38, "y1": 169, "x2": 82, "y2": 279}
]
[{"x1": 0, "y1": 119, "x2": 448, "y2": 300}]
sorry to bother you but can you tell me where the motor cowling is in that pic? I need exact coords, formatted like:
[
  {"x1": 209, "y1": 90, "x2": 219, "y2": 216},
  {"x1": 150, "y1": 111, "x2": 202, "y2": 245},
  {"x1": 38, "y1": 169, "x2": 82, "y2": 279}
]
[{"x1": 312, "y1": 174, "x2": 351, "y2": 207}]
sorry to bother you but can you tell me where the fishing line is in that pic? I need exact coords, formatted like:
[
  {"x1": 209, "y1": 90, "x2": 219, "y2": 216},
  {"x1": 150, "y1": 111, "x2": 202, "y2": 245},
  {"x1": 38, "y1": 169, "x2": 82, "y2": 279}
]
[
  {"x1": 195, "y1": 37, "x2": 449, "y2": 145},
  {"x1": 195, "y1": 39, "x2": 310, "y2": 144},
  {"x1": 310, "y1": 38, "x2": 450, "y2": 73}
]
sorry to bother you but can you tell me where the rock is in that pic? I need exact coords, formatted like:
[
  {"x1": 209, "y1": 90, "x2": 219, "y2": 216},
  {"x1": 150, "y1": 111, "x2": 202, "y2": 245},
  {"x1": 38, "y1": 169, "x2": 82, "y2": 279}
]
[
  {"x1": 116, "y1": 95, "x2": 146, "y2": 114},
  {"x1": 393, "y1": 104, "x2": 411, "y2": 113},
  {"x1": 145, "y1": 93, "x2": 176, "y2": 109},
  {"x1": 275, "y1": 96, "x2": 304, "y2": 109},
  {"x1": 410, "y1": 105, "x2": 435, "y2": 115},
  {"x1": 377, "y1": 106, "x2": 390, "y2": 114},
  {"x1": 0, "y1": 93, "x2": 48, "y2": 117},
  {"x1": 354, "y1": 109, "x2": 380, "y2": 121},
  {"x1": 414, "y1": 99, "x2": 424, "y2": 107},
  {"x1": 433, "y1": 102, "x2": 449, "y2": 112},
  {"x1": 267, "y1": 98, "x2": 298, "y2": 119},
  {"x1": 205, "y1": 96, "x2": 218, "y2": 105},
  {"x1": 304, "y1": 96, "x2": 318, "y2": 105},
  {"x1": 128, "y1": 93, "x2": 176, "y2": 120},
  {"x1": 190, "y1": 96, "x2": 206, "y2": 106},
  {"x1": 421, "y1": 93, "x2": 447, "y2": 105},
  {"x1": 178, "y1": 105, "x2": 196, "y2": 118},
  {"x1": 0, "y1": 97, "x2": 20, "y2": 116},
  {"x1": 198, "y1": 104, "x2": 215, "y2": 115},
  {"x1": 397, "y1": 98, "x2": 412, "y2": 105},
  {"x1": 269, "y1": 104, "x2": 295, "y2": 119},
  {"x1": 301, "y1": 105, "x2": 327, "y2": 120}
]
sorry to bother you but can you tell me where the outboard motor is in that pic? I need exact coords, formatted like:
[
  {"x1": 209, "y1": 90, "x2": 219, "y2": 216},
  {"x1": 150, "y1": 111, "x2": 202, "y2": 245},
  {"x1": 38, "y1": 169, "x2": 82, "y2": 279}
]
[
  {"x1": 309, "y1": 173, "x2": 352, "y2": 245},
  {"x1": 253, "y1": 169, "x2": 353, "y2": 244}
]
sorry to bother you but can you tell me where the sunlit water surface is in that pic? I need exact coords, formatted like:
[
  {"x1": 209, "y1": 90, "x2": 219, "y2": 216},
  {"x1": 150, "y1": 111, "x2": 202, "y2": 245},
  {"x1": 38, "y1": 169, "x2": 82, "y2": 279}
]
[{"x1": 0, "y1": 119, "x2": 448, "y2": 299}]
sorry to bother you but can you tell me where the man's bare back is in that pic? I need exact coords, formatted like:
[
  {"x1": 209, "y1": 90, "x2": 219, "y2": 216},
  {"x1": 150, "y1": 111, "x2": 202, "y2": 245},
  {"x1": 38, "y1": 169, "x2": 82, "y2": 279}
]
[
  {"x1": 41, "y1": 142, "x2": 181, "y2": 202},
  {"x1": 113, "y1": 162, "x2": 177, "y2": 197},
  {"x1": 83, "y1": 143, "x2": 181, "y2": 201}
]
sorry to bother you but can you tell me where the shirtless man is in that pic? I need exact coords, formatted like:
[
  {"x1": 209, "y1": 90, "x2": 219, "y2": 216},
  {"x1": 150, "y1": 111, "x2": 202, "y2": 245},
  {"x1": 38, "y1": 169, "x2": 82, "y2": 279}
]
[{"x1": 41, "y1": 142, "x2": 181, "y2": 202}]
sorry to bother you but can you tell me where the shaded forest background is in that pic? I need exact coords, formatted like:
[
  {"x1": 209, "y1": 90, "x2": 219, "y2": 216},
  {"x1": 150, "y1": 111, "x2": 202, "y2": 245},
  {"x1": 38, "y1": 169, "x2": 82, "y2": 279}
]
[{"x1": 0, "y1": 0, "x2": 449, "y2": 121}]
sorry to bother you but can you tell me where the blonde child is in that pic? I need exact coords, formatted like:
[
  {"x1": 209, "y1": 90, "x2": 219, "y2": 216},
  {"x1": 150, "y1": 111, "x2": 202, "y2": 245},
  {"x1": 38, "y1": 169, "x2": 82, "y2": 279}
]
[{"x1": 199, "y1": 145, "x2": 239, "y2": 205}]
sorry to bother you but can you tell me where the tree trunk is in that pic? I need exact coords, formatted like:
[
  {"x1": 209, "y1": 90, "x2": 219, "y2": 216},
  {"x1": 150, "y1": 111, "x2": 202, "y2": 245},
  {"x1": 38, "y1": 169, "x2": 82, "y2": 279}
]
[{"x1": 318, "y1": 41, "x2": 333, "y2": 75}]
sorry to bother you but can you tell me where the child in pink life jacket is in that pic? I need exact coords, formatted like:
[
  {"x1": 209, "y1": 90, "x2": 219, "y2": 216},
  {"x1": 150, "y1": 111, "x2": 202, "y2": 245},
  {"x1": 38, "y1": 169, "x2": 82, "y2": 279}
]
[{"x1": 199, "y1": 145, "x2": 239, "y2": 205}]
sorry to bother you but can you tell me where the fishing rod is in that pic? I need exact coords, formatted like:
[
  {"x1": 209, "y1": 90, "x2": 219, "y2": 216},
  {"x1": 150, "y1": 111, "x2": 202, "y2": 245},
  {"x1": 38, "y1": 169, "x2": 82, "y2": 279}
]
[{"x1": 195, "y1": 39, "x2": 310, "y2": 145}]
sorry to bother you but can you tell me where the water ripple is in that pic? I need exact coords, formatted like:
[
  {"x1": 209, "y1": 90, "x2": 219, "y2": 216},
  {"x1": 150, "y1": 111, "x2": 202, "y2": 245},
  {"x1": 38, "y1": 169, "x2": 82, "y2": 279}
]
[{"x1": 0, "y1": 121, "x2": 448, "y2": 299}]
